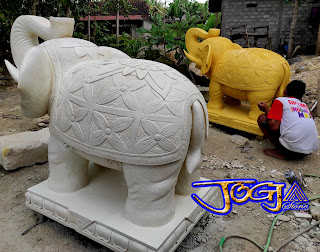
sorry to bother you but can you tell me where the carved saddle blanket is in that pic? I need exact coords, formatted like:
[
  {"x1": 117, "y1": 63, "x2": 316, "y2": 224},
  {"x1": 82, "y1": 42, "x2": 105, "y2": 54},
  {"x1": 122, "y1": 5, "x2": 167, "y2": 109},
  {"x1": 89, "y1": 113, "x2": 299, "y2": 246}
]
[
  {"x1": 48, "y1": 53, "x2": 206, "y2": 165},
  {"x1": 214, "y1": 48, "x2": 289, "y2": 91}
]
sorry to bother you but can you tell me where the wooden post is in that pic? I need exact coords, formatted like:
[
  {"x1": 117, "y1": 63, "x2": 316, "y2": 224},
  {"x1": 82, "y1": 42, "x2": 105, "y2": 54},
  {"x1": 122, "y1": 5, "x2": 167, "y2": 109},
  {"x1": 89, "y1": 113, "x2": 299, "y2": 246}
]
[
  {"x1": 275, "y1": 0, "x2": 284, "y2": 51},
  {"x1": 163, "y1": 0, "x2": 166, "y2": 56},
  {"x1": 66, "y1": 5, "x2": 70, "y2": 17},
  {"x1": 287, "y1": 0, "x2": 299, "y2": 59},
  {"x1": 31, "y1": 0, "x2": 37, "y2": 15},
  {"x1": 316, "y1": 23, "x2": 320, "y2": 56},
  {"x1": 88, "y1": 15, "x2": 90, "y2": 41},
  {"x1": 116, "y1": 10, "x2": 119, "y2": 44}
]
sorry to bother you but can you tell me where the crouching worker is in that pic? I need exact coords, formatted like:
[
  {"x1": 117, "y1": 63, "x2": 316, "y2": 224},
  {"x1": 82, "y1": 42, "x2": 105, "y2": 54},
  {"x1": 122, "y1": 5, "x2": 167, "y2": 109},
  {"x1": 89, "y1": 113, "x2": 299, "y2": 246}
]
[{"x1": 257, "y1": 80, "x2": 319, "y2": 159}]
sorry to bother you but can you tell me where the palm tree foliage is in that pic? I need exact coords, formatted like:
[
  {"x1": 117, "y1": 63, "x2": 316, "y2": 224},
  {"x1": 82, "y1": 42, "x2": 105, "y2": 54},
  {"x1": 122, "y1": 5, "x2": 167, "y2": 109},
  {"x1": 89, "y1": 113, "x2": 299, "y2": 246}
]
[{"x1": 144, "y1": 0, "x2": 165, "y2": 24}]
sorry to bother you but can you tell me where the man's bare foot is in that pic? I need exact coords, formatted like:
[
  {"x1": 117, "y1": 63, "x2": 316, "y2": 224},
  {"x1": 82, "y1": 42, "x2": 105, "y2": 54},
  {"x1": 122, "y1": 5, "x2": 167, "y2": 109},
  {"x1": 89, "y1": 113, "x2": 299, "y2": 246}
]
[{"x1": 263, "y1": 149, "x2": 286, "y2": 159}]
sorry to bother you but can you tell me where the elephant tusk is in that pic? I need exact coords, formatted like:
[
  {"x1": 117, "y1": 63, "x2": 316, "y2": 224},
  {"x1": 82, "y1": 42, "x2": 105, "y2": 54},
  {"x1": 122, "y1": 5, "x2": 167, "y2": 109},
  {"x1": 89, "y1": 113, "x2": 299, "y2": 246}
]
[
  {"x1": 184, "y1": 50, "x2": 202, "y2": 68},
  {"x1": 5, "y1": 60, "x2": 19, "y2": 82}
]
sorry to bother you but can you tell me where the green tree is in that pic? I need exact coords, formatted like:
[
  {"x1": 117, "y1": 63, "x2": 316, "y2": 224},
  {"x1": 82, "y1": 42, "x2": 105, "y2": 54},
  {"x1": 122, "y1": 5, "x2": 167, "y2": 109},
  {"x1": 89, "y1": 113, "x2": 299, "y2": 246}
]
[
  {"x1": 0, "y1": 0, "x2": 92, "y2": 51},
  {"x1": 143, "y1": 0, "x2": 165, "y2": 24},
  {"x1": 0, "y1": 1, "x2": 29, "y2": 51},
  {"x1": 167, "y1": 0, "x2": 184, "y2": 21},
  {"x1": 0, "y1": 0, "x2": 135, "y2": 51},
  {"x1": 138, "y1": 0, "x2": 219, "y2": 60}
]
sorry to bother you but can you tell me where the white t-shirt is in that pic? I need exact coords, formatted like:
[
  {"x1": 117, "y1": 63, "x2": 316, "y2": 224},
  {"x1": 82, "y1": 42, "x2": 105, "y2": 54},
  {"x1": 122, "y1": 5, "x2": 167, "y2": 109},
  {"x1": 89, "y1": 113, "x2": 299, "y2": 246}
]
[{"x1": 268, "y1": 97, "x2": 319, "y2": 154}]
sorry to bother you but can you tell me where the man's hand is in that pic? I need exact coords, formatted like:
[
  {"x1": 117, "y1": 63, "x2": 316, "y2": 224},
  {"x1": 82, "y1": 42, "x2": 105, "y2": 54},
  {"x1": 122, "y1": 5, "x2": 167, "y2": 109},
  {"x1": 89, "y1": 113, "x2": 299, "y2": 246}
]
[{"x1": 257, "y1": 102, "x2": 269, "y2": 113}]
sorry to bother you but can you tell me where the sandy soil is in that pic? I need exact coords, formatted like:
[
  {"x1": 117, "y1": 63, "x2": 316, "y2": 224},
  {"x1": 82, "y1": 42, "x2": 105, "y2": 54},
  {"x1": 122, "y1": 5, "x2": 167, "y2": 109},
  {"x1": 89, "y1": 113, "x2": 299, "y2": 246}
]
[{"x1": 0, "y1": 58, "x2": 320, "y2": 252}]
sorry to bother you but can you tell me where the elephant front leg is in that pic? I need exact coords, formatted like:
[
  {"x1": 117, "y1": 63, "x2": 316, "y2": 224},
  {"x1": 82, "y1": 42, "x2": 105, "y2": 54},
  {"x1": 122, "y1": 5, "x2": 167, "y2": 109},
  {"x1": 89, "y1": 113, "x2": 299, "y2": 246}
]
[
  {"x1": 247, "y1": 91, "x2": 273, "y2": 121},
  {"x1": 48, "y1": 134, "x2": 89, "y2": 193},
  {"x1": 207, "y1": 80, "x2": 224, "y2": 110},
  {"x1": 122, "y1": 159, "x2": 183, "y2": 227}
]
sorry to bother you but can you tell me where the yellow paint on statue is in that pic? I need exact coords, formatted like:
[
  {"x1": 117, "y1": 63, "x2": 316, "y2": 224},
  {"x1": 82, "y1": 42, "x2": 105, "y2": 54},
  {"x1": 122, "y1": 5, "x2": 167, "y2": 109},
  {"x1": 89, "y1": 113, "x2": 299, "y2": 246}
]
[{"x1": 184, "y1": 28, "x2": 291, "y2": 136}]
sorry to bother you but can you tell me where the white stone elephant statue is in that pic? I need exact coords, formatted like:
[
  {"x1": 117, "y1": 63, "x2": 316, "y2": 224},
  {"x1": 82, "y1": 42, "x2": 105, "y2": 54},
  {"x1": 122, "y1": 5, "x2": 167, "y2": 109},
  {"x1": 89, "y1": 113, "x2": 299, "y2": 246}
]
[{"x1": 5, "y1": 16, "x2": 208, "y2": 227}]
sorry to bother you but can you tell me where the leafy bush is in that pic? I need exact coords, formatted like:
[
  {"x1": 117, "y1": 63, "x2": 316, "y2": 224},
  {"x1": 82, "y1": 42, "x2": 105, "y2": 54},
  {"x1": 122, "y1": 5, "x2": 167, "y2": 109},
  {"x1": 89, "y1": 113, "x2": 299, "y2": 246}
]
[
  {"x1": 104, "y1": 33, "x2": 148, "y2": 58},
  {"x1": 137, "y1": 11, "x2": 221, "y2": 62}
]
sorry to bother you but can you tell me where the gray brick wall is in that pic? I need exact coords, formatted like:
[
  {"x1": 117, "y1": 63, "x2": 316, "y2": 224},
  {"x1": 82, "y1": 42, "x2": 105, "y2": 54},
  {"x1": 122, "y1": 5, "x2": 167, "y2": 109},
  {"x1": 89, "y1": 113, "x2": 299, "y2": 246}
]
[{"x1": 221, "y1": 0, "x2": 319, "y2": 53}]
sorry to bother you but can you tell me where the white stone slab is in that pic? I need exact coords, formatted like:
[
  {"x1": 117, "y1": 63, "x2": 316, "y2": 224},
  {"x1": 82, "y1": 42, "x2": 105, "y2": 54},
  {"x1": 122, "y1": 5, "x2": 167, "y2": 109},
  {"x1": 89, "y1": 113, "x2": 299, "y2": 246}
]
[
  {"x1": 293, "y1": 212, "x2": 313, "y2": 219},
  {"x1": 26, "y1": 165, "x2": 218, "y2": 252},
  {"x1": 0, "y1": 128, "x2": 49, "y2": 170}
]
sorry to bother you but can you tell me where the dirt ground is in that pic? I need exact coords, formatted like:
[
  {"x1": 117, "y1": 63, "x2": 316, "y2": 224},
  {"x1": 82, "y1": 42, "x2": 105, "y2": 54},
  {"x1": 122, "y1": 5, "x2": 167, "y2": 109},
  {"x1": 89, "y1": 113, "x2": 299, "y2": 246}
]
[{"x1": 0, "y1": 58, "x2": 320, "y2": 252}]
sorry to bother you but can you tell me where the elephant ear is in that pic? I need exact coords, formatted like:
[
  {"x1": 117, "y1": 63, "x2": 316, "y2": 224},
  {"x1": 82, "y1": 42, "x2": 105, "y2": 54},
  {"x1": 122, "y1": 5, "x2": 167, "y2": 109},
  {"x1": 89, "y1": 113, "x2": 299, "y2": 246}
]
[
  {"x1": 18, "y1": 46, "x2": 52, "y2": 118},
  {"x1": 200, "y1": 44, "x2": 213, "y2": 75}
]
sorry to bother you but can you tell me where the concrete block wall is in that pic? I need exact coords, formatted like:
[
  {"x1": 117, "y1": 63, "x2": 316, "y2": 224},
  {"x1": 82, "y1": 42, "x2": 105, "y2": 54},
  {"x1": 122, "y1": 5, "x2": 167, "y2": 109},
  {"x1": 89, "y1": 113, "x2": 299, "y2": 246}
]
[{"x1": 221, "y1": 0, "x2": 319, "y2": 52}]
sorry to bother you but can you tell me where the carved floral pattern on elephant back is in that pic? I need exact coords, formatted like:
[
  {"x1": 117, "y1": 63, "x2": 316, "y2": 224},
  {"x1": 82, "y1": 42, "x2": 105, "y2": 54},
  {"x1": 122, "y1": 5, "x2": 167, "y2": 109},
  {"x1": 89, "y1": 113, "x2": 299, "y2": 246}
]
[
  {"x1": 44, "y1": 38, "x2": 103, "y2": 87},
  {"x1": 215, "y1": 49, "x2": 286, "y2": 90},
  {"x1": 52, "y1": 58, "x2": 201, "y2": 162}
]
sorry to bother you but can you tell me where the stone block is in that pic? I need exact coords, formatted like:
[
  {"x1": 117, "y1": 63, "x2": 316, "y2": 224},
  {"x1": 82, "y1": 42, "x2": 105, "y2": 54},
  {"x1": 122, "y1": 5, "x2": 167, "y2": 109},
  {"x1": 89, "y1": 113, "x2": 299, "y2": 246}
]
[
  {"x1": 277, "y1": 215, "x2": 290, "y2": 222},
  {"x1": 295, "y1": 236, "x2": 309, "y2": 246},
  {"x1": 306, "y1": 246, "x2": 318, "y2": 252},
  {"x1": 310, "y1": 205, "x2": 320, "y2": 220},
  {"x1": 231, "y1": 134, "x2": 249, "y2": 146},
  {"x1": 293, "y1": 212, "x2": 313, "y2": 219},
  {"x1": 0, "y1": 128, "x2": 49, "y2": 170}
]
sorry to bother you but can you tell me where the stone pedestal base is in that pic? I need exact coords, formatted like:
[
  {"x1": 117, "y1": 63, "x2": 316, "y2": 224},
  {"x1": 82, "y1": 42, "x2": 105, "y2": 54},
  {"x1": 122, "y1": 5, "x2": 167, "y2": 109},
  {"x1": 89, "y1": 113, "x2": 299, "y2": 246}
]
[
  {"x1": 208, "y1": 103, "x2": 263, "y2": 136},
  {"x1": 25, "y1": 165, "x2": 218, "y2": 252}
]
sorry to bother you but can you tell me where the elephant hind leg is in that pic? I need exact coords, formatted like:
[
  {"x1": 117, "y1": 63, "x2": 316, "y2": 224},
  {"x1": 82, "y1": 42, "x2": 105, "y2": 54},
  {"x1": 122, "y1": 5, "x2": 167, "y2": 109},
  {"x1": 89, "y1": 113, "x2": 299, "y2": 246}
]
[
  {"x1": 175, "y1": 162, "x2": 200, "y2": 195},
  {"x1": 48, "y1": 134, "x2": 89, "y2": 193},
  {"x1": 248, "y1": 91, "x2": 273, "y2": 121},
  {"x1": 122, "y1": 159, "x2": 183, "y2": 227},
  {"x1": 176, "y1": 100, "x2": 205, "y2": 195}
]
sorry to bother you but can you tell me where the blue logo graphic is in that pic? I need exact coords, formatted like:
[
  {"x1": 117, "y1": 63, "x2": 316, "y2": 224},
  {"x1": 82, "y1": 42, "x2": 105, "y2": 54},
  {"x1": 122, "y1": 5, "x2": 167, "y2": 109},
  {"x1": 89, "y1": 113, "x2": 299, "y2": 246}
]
[
  {"x1": 191, "y1": 179, "x2": 309, "y2": 215},
  {"x1": 282, "y1": 182, "x2": 309, "y2": 211}
]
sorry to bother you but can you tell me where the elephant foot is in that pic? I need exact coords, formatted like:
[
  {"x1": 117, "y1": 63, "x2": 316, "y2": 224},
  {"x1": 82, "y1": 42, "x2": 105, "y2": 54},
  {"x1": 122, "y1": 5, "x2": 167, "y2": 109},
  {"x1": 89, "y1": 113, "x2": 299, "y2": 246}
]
[
  {"x1": 122, "y1": 160, "x2": 183, "y2": 227},
  {"x1": 48, "y1": 135, "x2": 89, "y2": 193},
  {"x1": 207, "y1": 100, "x2": 224, "y2": 110}
]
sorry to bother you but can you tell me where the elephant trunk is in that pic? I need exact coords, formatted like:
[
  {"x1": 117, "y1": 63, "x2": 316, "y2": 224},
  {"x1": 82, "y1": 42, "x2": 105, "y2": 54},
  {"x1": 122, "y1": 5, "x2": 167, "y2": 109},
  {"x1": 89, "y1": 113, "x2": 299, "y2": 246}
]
[
  {"x1": 185, "y1": 28, "x2": 209, "y2": 56},
  {"x1": 10, "y1": 15, "x2": 74, "y2": 69},
  {"x1": 184, "y1": 28, "x2": 220, "y2": 67}
]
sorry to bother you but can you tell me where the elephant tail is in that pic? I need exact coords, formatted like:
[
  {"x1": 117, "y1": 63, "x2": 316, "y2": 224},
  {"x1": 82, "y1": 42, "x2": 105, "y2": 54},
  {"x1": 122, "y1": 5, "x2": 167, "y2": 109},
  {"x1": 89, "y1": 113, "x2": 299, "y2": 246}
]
[
  {"x1": 184, "y1": 99, "x2": 208, "y2": 175},
  {"x1": 275, "y1": 61, "x2": 291, "y2": 98},
  {"x1": 198, "y1": 98, "x2": 209, "y2": 142},
  {"x1": 175, "y1": 98, "x2": 209, "y2": 195}
]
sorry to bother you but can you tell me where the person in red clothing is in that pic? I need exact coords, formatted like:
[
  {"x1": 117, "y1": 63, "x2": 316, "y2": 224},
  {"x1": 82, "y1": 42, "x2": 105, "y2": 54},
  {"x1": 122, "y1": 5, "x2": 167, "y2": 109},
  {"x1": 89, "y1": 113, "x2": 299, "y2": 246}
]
[{"x1": 257, "y1": 80, "x2": 319, "y2": 159}]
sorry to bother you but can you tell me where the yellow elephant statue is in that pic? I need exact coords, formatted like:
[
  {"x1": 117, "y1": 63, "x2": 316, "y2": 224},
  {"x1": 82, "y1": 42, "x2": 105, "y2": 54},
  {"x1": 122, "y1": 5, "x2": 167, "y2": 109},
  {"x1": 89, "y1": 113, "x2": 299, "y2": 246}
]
[{"x1": 184, "y1": 28, "x2": 291, "y2": 135}]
